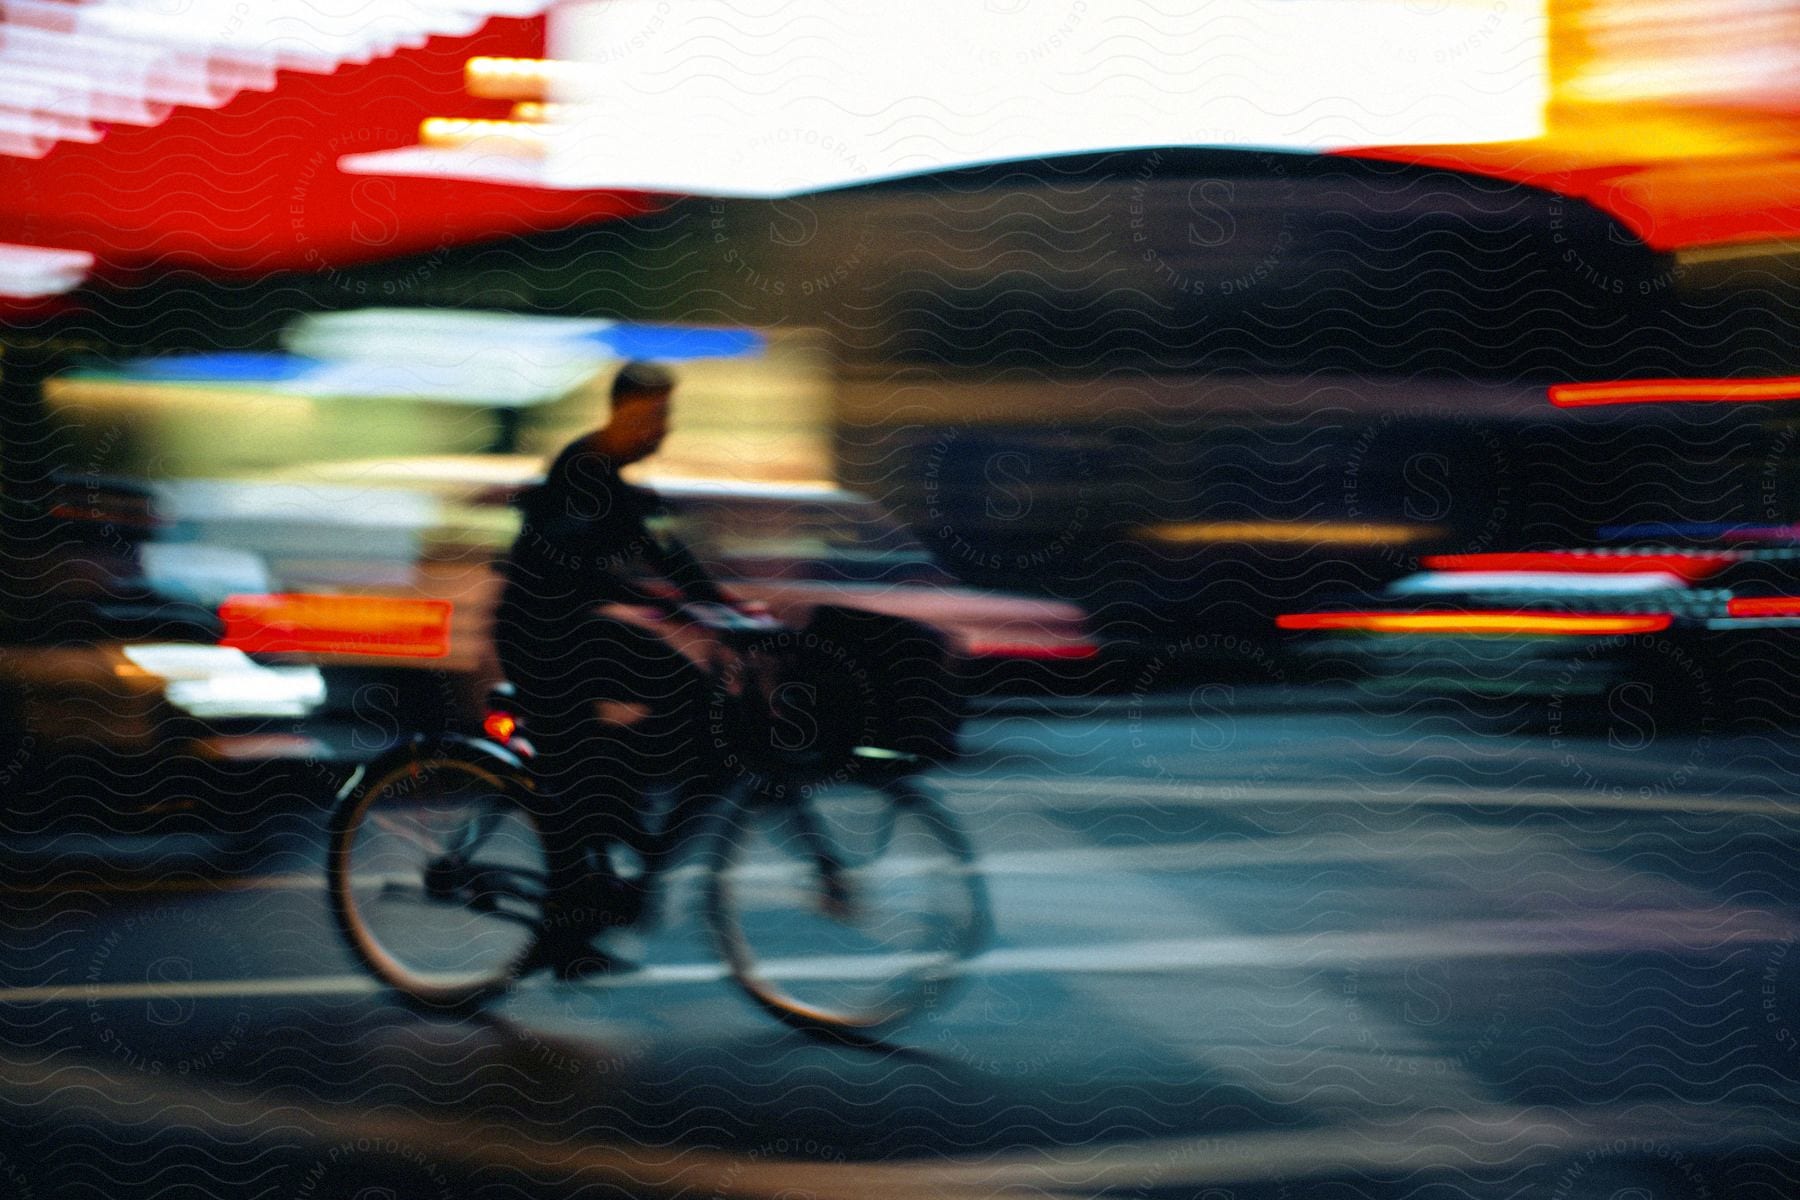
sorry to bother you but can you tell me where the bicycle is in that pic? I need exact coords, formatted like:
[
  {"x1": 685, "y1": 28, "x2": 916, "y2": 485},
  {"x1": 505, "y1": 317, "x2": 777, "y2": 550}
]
[{"x1": 325, "y1": 606, "x2": 991, "y2": 1043}]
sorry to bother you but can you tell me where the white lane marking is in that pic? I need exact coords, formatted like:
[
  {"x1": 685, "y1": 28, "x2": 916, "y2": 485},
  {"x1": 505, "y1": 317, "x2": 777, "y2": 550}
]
[
  {"x1": 971, "y1": 818, "x2": 1768, "y2": 876},
  {"x1": 0, "y1": 871, "x2": 324, "y2": 896},
  {"x1": 11, "y1": 974, "x2": 382, "y2": 1003},
  {"x1": 941, "y1": 775, "x2": 1800, "y2": 819},
  {"x1": 7, "y1": 904, "x2": 1788, "y2": 1005},
  {"x1": 8, "y1": 808, "x2": 1781, "y2": 900}
]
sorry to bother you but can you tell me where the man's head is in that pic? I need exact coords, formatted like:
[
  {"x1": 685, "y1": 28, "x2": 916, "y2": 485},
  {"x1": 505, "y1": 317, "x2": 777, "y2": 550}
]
[{"x1": 593, "y1": 360, "x2": 675, "y2": 464}]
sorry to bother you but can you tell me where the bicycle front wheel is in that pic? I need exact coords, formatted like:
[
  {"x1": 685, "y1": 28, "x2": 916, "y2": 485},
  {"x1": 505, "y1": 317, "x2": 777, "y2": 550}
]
[
  {"x1": 328, "y1": 745, "x2": 548, "y2": 1011},
  {"x1": 706, "y1": 775, "x2": 990, "y2": 1041}
]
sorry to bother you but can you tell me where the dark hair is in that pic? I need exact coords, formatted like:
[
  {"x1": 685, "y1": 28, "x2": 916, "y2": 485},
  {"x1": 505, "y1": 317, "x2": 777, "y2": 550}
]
[{"x1": 611, "y1": 360, "x2": 675, "y2": 403}]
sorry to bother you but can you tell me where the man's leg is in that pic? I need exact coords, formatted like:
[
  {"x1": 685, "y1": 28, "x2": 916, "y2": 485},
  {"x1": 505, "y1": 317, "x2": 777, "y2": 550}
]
[
  {"x1": 514, "y1": 697, "x2": 639, "y2": 974},
  {"x1": 518, "y1": 621, "x2": 710, "y2": 972},
  {"x1": 505, "y1": 623, "x2": 650, "y2": 969}
]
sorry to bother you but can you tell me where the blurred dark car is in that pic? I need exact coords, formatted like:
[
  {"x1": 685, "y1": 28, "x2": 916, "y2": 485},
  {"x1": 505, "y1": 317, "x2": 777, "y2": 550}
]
[{"x1": 0, "y1": 476, "x2": 416, "y2": 845}]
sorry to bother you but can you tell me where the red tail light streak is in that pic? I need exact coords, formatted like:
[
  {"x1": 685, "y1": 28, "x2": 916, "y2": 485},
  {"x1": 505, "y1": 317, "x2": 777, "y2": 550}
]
[
  {"x1": 1422, "y1": 551, "x2": 1737, "y2": 582},
  {"x1": 964, "y1": 641, "x2": 1100, "y2": 661},
  {"x1": 219, "y1": 594, "x2": 453, "y2": 658},
  {"x1": 1276, "y1": 611, "x2": 1674, "y2": 636},
  {"x1": 1549, "y1": 377, "x2": 1800, "y2": 409},
  {"x1": 1725, "y1": 597, "x2": 1800, "y2": 619}
]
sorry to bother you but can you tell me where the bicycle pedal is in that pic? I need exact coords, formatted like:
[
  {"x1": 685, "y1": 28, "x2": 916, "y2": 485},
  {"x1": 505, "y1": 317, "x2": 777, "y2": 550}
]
[
  {"x1": 551, "y1": 948, "x2": 642, "y2": 982},
  {"x1": 820, "y1": 883, "x2": 860, "y2": 923}
]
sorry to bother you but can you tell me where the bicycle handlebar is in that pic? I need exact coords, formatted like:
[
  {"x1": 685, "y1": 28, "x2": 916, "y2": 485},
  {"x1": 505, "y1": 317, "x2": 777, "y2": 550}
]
[{"x1": 670, "y1": 601, "x2": 788, "y2": 637}]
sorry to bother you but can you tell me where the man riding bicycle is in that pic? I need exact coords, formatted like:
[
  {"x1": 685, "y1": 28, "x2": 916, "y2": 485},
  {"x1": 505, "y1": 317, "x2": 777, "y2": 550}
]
[{"x1": 494, "y1": 360, "x2": 759, "y2": 975}]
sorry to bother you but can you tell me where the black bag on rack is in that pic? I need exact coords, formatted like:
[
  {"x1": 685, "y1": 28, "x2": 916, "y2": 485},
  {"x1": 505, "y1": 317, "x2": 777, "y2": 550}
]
[{"x1": 776, "y1": 605, "x2": 962, "y2": 768}]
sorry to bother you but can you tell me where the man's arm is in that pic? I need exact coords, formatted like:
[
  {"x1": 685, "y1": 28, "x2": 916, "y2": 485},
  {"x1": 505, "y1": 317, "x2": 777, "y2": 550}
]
[{"x1": 642, "y1": 530, "x2": 732, "y2": 606}]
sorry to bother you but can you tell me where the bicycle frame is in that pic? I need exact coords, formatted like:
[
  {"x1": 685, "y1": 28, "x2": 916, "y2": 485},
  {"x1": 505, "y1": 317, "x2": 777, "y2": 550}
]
[
  {"x1": 329, "y1": 689, "x2": 986, "y2": 1034},
  {"x1": 473, "y1": 614, "x2": 927, "y2": 916},
  {"x1": 466, "y1": 736, "x2": 916, "y2": 934}
]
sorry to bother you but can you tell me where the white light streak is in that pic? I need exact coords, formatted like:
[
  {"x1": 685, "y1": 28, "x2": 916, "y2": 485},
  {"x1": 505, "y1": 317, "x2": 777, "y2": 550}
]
[
  {"x1": 0, "y1": 2, "x2": 559, "y2": 157},
  {"x1": 0, "y1": 241, "x2": 93, "y2": 297},
  {"x1": 347, "y1": 0, "x2": 1549, "y2": 197},
  {"x1": 281, "y1": 307, "x2": 620, "y2": 405},
  {"x1": 1389, "y1": 570, "x2": 1692, "y2": 595},
  {"x1": 120, "y1": 643, "x2": 327, "y2": 720}
]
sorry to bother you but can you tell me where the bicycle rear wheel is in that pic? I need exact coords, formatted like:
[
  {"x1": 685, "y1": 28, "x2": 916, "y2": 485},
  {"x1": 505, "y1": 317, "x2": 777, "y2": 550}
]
[
  {"x1": 328, "y1": 746, "x2": 548, "y2": 1010},
  {"x1": 706, "y1": 775, "x2": 990, "y2": 1041}
]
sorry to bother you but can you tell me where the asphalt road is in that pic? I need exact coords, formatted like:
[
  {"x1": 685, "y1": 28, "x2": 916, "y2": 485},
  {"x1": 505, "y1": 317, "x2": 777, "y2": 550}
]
[{"x1": 5, "y1": 692, "x2": 1800, "y2": 1199}]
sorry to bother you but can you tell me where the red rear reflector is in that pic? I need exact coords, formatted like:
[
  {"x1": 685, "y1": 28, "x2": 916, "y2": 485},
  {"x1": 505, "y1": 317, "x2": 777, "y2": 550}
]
[
  {"x1": 1727, "y1": 596, "x2": 1800, "y2": 618},
  {"x1": 1549, "y1": 376, "x2": 1800, "y2": 408},
  {"x1": 219, "y1": 594, "x2": 452, "y2": 658},
  {"x1": 1421, "y1": 551, "x2": 1736, "y2": 582},
  {"x1": 1276, "y1": 610, "x2": 1673, "y2": 636},
  {"x1": 482, "y1": 712, "x2": 518, "y2": 742}
]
